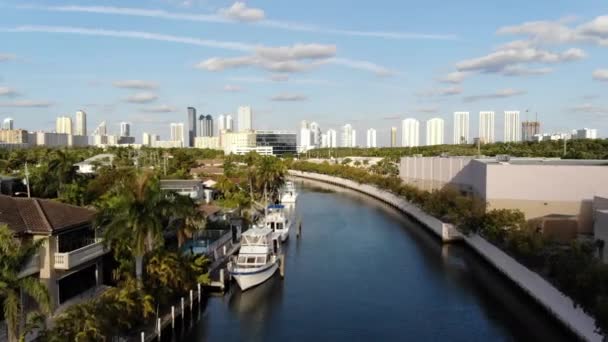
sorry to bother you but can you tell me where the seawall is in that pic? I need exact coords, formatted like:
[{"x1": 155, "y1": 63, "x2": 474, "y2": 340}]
[{"x1": 290, "y1": 170, "x2": 602, "y2": 342}]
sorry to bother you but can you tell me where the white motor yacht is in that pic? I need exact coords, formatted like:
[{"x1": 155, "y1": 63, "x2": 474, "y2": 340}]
[
  {"x1": 265, "y1": 204, "x2": 292, "y2": 242},
  {"x1": 280, "y1": 181, "x2": 298, "y2": 204},
  {"x1": 228, "y1": 227, "x2": 281, "y2": 291}
]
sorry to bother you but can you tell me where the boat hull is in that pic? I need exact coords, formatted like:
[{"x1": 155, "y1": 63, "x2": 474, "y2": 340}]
[{"x1": 231, "y1": 262, "x2": 279, "y2": 291}]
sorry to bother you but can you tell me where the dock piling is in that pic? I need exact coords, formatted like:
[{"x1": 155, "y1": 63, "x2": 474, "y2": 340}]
[
  {"x1": 171, "y1": 306, "x2": 175, "y2": 329},
  {"x1": 181, "y1": 297, "x2": 185, "y2": 319},
  {"x1": 157, "y1": 318, "x2": 161, "y2": 339},
  {"x1": 140, "y1": 331, "x2": 144, "y2": 342},
  {"x1": 279, "y1": 254, "x2": 285, "y2": 278},
  {"x1": 197, "y1": 283, "x2": 201, "y2": 304},
  {"x1": 220, "y1": 268, "x2": 225, "y2": 289},
  {"x1": 190, "y1": 290, "x2": 193, "y2": 312}
]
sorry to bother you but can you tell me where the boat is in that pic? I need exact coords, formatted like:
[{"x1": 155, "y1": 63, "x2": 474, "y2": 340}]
[
  {"x1": 280, "y1": 181, "x2": 298, "y2": 204},
  {"x1": 265, "y1": 204, "x2": 292, "y2": 242},
  {"x1": 228, "y1": 227, "x2": 281, "y2": 291}
]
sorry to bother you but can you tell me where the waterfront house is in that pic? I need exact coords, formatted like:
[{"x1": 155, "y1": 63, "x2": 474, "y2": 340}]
[
  {"x1": 0, "y1": 195, "x2": 109, "y2": 310},
  {"x1": 74, "y1": 153, "x2": 115, "y2": 174},
  {"x1": 160, "y1": 179, "x2": 205, "y2": 200}
]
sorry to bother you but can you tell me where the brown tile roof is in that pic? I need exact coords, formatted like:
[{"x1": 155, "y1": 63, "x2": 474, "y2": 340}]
[{"x1": 0, "y1": 195, "x2": 95, "y2": 235}]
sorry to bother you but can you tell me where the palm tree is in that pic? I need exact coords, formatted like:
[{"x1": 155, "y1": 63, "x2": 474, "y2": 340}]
[
  {"x1": 256, "y1": 157, "x2": 287, "y2": 202},
  {"x1": 99, "y1": 172, "x2": 169, "y2": 281},
  {"x1": 0, "y1": 225, "x2": 51, "y2": 342},
  {"x1": 47, "y1": 149, "x2": 78, "y2": 196},
  {"x1": 168, "y1": 194, "x2": 205, "y2": 248}
]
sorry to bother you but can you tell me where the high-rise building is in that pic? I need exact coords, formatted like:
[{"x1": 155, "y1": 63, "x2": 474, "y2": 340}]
[
  {"x1": 426, "y1": 118, "x2": 445, "y2": 146},
  {"x1": 341, "y1": 124, "x2": 355, "y2": 147},
  {"x1": 504, "y1": 111, "x2": 521, "y2": 142},
  {"x1": 453, "y1": 111, "x2": 470, "y2": 144},
  {"x1": 255, "y1": 130, "x2": 298, "y2": 156},
  {"x1": 170, "y1": 122, "x2": 185, "y2": 146},
  {"x1": 226, "y1": 115, "x2": 234, "y2": 131},
  {"x1": 310, "y1": 122, "x2": 321, "y2": 148},
  {"x1": 187, "y1": 107, "x2": 197, "y2": 147},
  {"x1": 218, "y1": 114, "x2": 226, "y2": 132},
  {"x1": 366, "y1": 128, "x2": 377, "y2": 148},
  {"x1": 390, "y1": 127, "x2": 397, "y2": 147},
  {"x1": 327, "y1": 129, "x2": 337, "y2": 148},
  {"x1": 142, "y1": 132, "x2": 152, "y2": 146},
  {"x1": 575, "y1": 128, "x2": 598, "y2": 139},
  {"x1": 300, "y1": 120, "x2": 313, "y2": 151},
  {"x1": 75, "y1": 110, "x2": 87, "y2": 136},
  {"x1": 522, "y1": 121, "x2": 541, "y2": 141},
  {"x1": 198, "y1": 115, "x2": 213, "y2": 137},
  {"x1": 2, "y1": 118, "x2": 14, "y2": 130},
  {"x1": 56, "y1": 116, "x2": 73, "y2": 135},
  {"x1": 238, "y1": 106, "x2": 252, "y2": 132},
  {"x1": 479, "y1": 111, "x2": 495, "y2": 144},
  {"x1": 120, "y1": 122, "x2": 130, "y2": 137},
  {"x1": 321, "y1": 133, "x2": 328, "y2": 148},
  {"x1": 93, "y1": 121, "x2": 107, "y2": 136},
  {"x1": 401, "y1": 118, "x2": 420, "y2": 147}
]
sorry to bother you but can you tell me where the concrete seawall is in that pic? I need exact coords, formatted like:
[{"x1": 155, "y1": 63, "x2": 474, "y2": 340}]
[{"x1": 290, "y1": 170, "x2": 602, "y2": 342}]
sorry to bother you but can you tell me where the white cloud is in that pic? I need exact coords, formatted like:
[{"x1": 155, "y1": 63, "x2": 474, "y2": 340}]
[
  {"x1": 0, "y1": 100, "x2": 53, "y2": 107},
  {"x1": 256, "y1": 44, "x2": 336, "y2": 61},
  {"x1": 0, "y1": 53, "x2": 16, "y2": 62},
  {"x1": 463, "y1": 88, "x2": 526, "y2": 103},
  {"x1": 592, "y1": 69, "x2": 608, "y2": 81},
  {"x1": 21, "y1": 5, "x2": 457, "y2": 41},
  {"x1": 418, "y1": 86, "x2": 462, "y2": 97},
  {"x1": 327, "y1": 58, "x2": 394, "y2": 76},
  {"x1": 439, "y1": 71, "x2": 469, "y2": 84},
  {"x1": 0, "y1": 87, "x2": 19, "y2": 97},
  {"x1": 218, "y1": 2, "x2": 265, "y2": 22},
  {"x1": 126, "y1": 92, "x2": 158, "y2": 103},
  {"x1": 223, "y1": 84, "x2": 243, "y2": 92},
  {"x1": 501, "y1": 65, "x2": 553, "y2": 76},
  {"x1": 113, "y1": 80, "x2": 159, "y2": 89},
  {"x1": 197, "y1": 56, "x2": 255, "y2": 71},
  {"x1": 270, "y1": 93, "x2": 308, "y2": 102},
  {"x1": 141, "y1": 104, "x2": 175, "y2": 113},
  {"x1": 570, "y1": 103, "x2": 608, "y2": 114}
]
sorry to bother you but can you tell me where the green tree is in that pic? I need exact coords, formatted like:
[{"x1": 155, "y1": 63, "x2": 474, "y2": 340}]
[{"x1": 0, "y1": 225, "x2": 51, "y2": 342}]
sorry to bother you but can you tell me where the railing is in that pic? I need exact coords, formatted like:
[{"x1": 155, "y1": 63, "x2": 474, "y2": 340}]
[
  {"x1": 18, "y1": 252, "x2": 40, "y2": 278},
  {"x1": 54, "y1": 238, "x2": 107, "y2": 270}
]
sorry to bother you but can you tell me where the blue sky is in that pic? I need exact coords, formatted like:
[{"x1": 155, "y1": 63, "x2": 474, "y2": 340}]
[{"x1": 0, "y1": 0, "x2": 607, "y2": 145}]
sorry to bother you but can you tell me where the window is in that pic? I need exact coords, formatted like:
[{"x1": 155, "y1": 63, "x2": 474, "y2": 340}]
[{"x1": 277, "y1": 223, "x2": 283, "y2": 230}]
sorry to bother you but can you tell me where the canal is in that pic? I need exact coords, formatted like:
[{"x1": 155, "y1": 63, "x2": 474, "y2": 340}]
[{"x1": 181, "y1": 179, "x2": 576, "y2": 341}]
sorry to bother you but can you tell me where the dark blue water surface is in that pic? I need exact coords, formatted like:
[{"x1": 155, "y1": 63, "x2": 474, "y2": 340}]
[{"x1": 182, "y1": 180, "x2": 575, "y2": 342}]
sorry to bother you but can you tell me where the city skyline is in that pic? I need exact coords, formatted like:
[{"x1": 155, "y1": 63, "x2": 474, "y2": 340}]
[{"x1": 1, "y1": 1, "x2": 607, "y2": 145}]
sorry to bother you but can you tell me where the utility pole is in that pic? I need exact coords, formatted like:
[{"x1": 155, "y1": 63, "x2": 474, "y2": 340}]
[{"x1": 24, "y1": 162, "x2": 31, "y2": 198}]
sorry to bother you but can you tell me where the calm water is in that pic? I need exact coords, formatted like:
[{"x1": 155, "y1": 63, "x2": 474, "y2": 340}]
[{"x1": 181, "y1": 180, "x2": 576, "y2": 341}]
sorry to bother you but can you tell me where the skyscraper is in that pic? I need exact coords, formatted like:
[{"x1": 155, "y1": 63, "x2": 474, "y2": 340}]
[
  {"x1": 401, "y1": 118, "x2": 420, "y2": 147},
  {"x1": 75, "y1": 110, "x2": 87, "y2": 136},
  {"x1": 341, "y1": 124, "x2": 355, "y2": 147},
  {"x1": 56, "y1": 116, "x2": 72, "y2": 135},
  {"x1": 218, "y1": 114, "x2": 226, "y2": 132},
  {"x1": 142, "y1": 132, "x2": 152, "y2": 146},
  {"x1": 170, "y1": 122, "x2": 185, "y2": 146},
  {"x1": 390, "y1": 127, "x2": 397, "y2": 147},
  {"x1": 453, "y1": 111, "x2": 470, "y2": 144},
  {"x1": 504, "y1": 111, "x2": 521, "y2": 142},
  {"x1": 366, "y1": 128, "x2": 377, "y2": 148},
  {"x1": 310, "y1": 122, "x2": 321, "y2": 148},
  {"x1": 2, "y1": 117, "x2": 14, "y2": 130},
  {"x1": 426, "y1": 118, "x2": 445, "y2": 146},
  {"x1": 351, "y1": 129, "x2": 357, "y2": 147},
  {"x1": 226, "y1": 115, "x2": 234, "y2": 131},
  {"x1": 120, "y1": 122, "x2": 130, "y2": 137},
  {"x1": 479, "y1": 111, "x2": 495, "y2": 144},
  {"x1": 204, "y1": 115, "x2": 213, "y2": 137},
  {"x1": 327, "y1": 129, "x2": 337, "y2": 148},
  {"x1": 300, "y1": 120, "x2": 313, "y2": 151},
  {"x1": 187, "y1": 107, "x2": 197, "y2": 147},
  {"x1": 238, "y1": 106, "x2": 252, "y2": 132},
  {"x1": 522, "y1": 121, "x2": 541, "y2": 141}
]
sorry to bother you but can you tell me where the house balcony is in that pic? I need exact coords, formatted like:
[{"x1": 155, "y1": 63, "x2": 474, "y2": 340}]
[
  {"x1": 18, "y1": 252, "x2": 40, "y2": 278},
  {"x1": 54, "y1": 238, "x2": 107, "y2": 270}
]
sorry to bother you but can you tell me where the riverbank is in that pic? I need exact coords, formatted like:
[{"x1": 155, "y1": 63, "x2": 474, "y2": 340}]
[{"x1": 289, "y1": 170, "x2": 602, "y2": 342}]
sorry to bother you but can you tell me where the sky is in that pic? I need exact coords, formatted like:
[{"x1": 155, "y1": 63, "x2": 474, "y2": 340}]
[{"x1": 0, "y1": 0, "x2": 607, "y2": 145}]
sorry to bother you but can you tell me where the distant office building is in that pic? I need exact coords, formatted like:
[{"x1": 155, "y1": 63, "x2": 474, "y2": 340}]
[
  {"x1": 155, "y1": 140, "x2": 183, "y2": 148},
  {"x1": 390, "y1": 127, "x2": 397, "y2": 147},
  {"x1": 401, "y1": 118, "x2": 420, "y2": 147},
  {"x1": 522, "y1": 121, "x2": 541, "y2": 142},
  {"x1": 326, "y1": 129, "x2": 337, "y2": 148},
  {"x1": 120, "y1": 122, "x2": 130, "y2": 137},
  {"x1": 93, "y1": 121, "x2": 107, "y2": 136},
  {"x1": 504, "y1": 111, "x2": 521, "y2": 142},
  {"x1": 2, "y1": 118, "x2": 14, "y2": 130},
  {"x1": 575, "y1": 128, "x2": 598, "y2": 139},
  {"x1": 534, "y1": 133, "x2": 571, "y2": 142},
  {"x1": 321, "y1": 133, "x2": 328, "y2": 148},
  {"x1": 426, "y1": 118, "x2": 444, "y2": 146},
  {"x1": 187, "y1": 107, "x2": 197, "y2": 147},
  {"x1": 223, "y1": 131, "x2": 257, "y2": 154},
  {"x1": 217, "y1": 114, "x2": 234, "y2": 133},
  {"x1": 479, "y1": 111, "x2": 495, "y2": 144},
  {"x1": 170, "y1": 123, "x2": 185, "y2": 146},
  {"x1": 238, "y1": 106, "x2": 252, "y2": 132},
  {"x1": 341, "y1": 124, "x2": 355, "y2": 147},
  {"x1": 453, "y1": 111, "x2": 470, "y2": 144},
  {"x1": 75, "y1": 110, "x2": 87, "y2": 136},
  {"x1": 56, "y1": 116, "x2": 72, "y2": 135},
  {"x1": 310, "y1": 122, "x2": 321, "y2": 148},
  {"x1": 194, "y1": 136, "x2": 221, "y2": 150},
  {"x1": 0, "y1": 129, "x2": 28, "y2": 144},
  {"x1": 226, "y1": 115, "x2": 234, "y2": 131},
  {"x1": 255, "y1": 130, "x2": 297, "y2": 156},
  {"x1": 197, "y1": 115, "x2": 213, "y2": 137},
  {"x1": 366, "y1": 128, "x2": 377, "y2": 148},
  {"x1": 142, "y1": 132, "x2": 152, "y2": 146},
  {"x1": 29, "y1": 132, "x2": 69, "y2": 147},
  {"x1": 300, "y1": 121, "x2": 313, "y2": 151}
]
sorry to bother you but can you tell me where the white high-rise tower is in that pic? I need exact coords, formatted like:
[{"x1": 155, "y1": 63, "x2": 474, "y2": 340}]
[
  {"x1": 426, "y1": 118, "x2": 445, "y2": 146},
  {"x1": 479, "y1": 111, "x2": 495, "y2": 143},
  {"x1": 341, "y1": 124, "x2": 355, "y2": 147},
  {"x1": 326, "y1": 129, "x2": 337, "y2": 148},
  {"x1": 170, "y1": 122, "x2": 185, "y2": 146},
  {"x1": 237, "y1": 106, "x2": 252, "y2": 132},
  {"x1": 75, "y1": 110, "x2": 87, "y2": 136},
  {"x1": 401, "y1": 118, "x2": 420, "y2": 147},
  {"x1": 504, "y1": 111, "x2": 521, "y2": 142},
  {"x1": 366, "y1": 128, "x2": 377, "y2": 148},
  {"x1": 56, "y1": 116, "x2": 73, "y2": 135},
  {"x1": 453, "y1": 111, "x2": 469, "y2": 144},
  {"x1": 3, "y1": 118, "x2": 14, "y2": 130}
]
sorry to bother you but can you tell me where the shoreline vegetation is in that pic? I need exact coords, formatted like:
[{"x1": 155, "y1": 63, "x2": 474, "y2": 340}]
[{"x1": 289, "y1": 160, "x2": 608, "y2": 337}]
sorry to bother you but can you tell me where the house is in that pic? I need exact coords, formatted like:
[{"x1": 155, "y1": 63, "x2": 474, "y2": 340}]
[
  {"x1": 74, "y1": 154, "x2": 115, "y2": 174},
  {"x1": 160, "y1": 179, "x2": 204, "y2": 200},
  {"x1": 0, "y1": 195, "x2": 109, "y2": 309}
]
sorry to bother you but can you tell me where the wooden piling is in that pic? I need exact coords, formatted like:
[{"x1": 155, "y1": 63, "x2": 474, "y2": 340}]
[
  {"x1": 157, "y1": 318, "x2": 161, "y2": 339},
  {"x1": 171, "y1": 306, "x2": 175, "y2": 329},
  {"x1": 279, "y1": 254, "x2": 285, "y2": 278},
  {"x1": 181, "y1": 297, "x2": 185, "y2": 318},
  {"x1": 197, "y1": 283, "x2": 201, "y2": 304},
  {"x1": 220, "y1": 268, "x2": 225, "y2": 289},
  {"x1": 140, "y1": 331, "x2": 144, "y2": 342}
]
